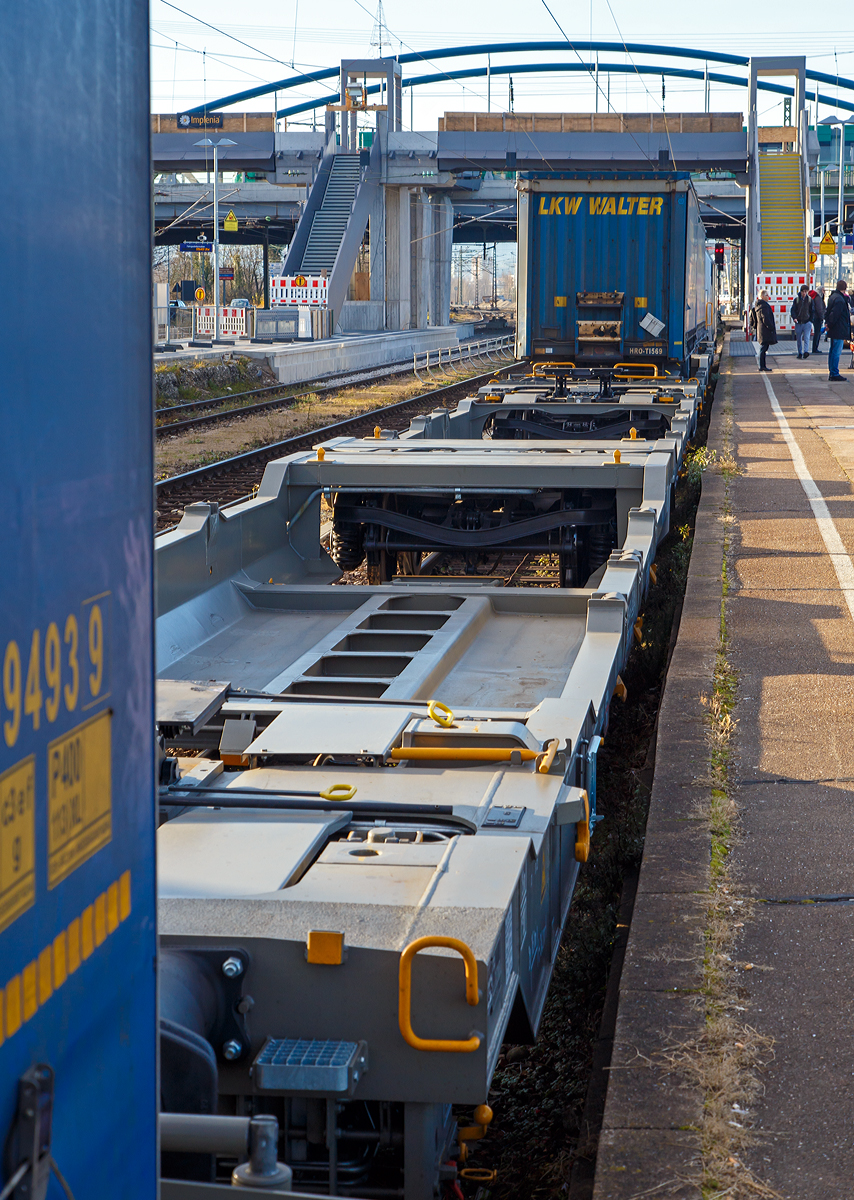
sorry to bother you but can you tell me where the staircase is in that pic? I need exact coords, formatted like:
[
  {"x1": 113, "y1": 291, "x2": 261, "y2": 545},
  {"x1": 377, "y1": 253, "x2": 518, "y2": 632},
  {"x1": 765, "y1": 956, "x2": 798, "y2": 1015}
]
[
  {"x1": 300, "y1": 154, "x2": 363, "y2": 274},
  {"x1": 758, "y1": 152, "x2": 806, "y2": 271}
]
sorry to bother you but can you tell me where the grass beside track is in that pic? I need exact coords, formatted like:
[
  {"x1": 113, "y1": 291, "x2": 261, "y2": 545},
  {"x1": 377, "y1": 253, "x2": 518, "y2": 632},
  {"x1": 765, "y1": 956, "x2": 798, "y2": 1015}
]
[{"x1": 155, "y1": 362, "x2": 501, "y2": 478}]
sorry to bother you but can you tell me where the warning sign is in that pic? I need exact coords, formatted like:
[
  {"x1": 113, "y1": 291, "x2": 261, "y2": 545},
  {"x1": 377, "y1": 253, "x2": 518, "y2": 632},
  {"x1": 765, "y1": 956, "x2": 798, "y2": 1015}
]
[
  {"x1": 819, "y1": 231, "x2": 836, "y2": 255},
  {"x1": 224, "y1": 210, "x2": 238, "y2": 232}
]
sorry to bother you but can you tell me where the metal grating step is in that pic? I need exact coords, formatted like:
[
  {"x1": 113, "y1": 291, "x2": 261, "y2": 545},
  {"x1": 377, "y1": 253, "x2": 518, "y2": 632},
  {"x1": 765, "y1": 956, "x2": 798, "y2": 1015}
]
[{"x1": 253, "y1": 1037, "x2": 368, "y2": 1095}]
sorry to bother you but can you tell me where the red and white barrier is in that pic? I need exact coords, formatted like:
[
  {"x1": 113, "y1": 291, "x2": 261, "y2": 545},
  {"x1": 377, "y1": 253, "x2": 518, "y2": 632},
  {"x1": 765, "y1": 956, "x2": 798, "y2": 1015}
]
[
  {"x1": 194, "y1": 306, "x2": 247, "y2": 337},
  {"x1": 270, "y1": 275, "x2": 329, "y2": 307},
  {"x1": 754, "y1": 273, "x2": 814, "y2": 334}
]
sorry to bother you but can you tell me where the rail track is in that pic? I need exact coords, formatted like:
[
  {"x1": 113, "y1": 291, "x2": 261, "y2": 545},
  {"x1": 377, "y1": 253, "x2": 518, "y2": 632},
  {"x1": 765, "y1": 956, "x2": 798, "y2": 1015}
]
[
  {"x1": 155, "y1": 362, "x2": 518, "y2": 530},
  {"x1": 155, "y1": 338, "x2": 515, "y2": 436}
]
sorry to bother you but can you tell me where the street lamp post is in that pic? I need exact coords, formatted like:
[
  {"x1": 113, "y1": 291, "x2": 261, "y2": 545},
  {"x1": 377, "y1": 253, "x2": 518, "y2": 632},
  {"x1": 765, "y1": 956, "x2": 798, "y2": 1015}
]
[
  {"x1": 818, "y1": 116, "x2": 854, "y2": 285},
  {"x1": 195, "y1": 137, "x2": 236, "y2": 341}
]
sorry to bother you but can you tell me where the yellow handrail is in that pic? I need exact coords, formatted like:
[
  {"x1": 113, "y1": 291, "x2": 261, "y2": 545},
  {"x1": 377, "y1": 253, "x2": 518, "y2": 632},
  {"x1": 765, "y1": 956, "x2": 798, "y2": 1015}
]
[
  {"x1": 575, "y1": 790, "x2": 591, "y2": 863},
  {"x1": 390, "y1": 746, "x2": 537, "y2": 763},
  {"x1": 612, "y1": 362, "x2": 660, "y2": 377},
  {"x1": 398, "y1": 936, "x2": 481, "y2": 1053},
  {"x1": 532, "y1": 361, "x2": 576, "y2": 376}
]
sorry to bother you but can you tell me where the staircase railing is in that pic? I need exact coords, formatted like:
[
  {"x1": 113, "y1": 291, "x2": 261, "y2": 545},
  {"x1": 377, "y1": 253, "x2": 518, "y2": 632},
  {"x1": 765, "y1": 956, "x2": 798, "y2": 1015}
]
[
  {"x1": 800, "y1": 106, "x2": 812, "y2": 270},
  {"x1": 282, "y1": 125, "x2": 337, "y2": 275}
]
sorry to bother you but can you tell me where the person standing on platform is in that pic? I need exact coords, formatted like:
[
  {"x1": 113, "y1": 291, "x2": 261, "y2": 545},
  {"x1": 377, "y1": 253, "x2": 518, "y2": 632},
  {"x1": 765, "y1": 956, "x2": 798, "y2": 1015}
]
[
  {"x1": 749, "y1": 290, "x2": 777, "y2": 372},
  {"x1": 825, "y1": 279, "x2": 851, "y2": 382},
  {"x1": 791, "y1": 284, "x2": 814, "y2": 358},
  {"x1": 810, "y1": 285, "x2": 826, "y2": 354}
]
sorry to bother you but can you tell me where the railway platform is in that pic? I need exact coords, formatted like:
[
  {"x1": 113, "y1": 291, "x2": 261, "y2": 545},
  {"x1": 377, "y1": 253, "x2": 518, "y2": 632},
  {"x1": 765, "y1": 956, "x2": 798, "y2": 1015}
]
[
  {"x1": 153, "y1": 322, "x2": 478, "y2": 384},
  {"x1": 592, "y1": 335, "x2": 854, "y2": 1199}
]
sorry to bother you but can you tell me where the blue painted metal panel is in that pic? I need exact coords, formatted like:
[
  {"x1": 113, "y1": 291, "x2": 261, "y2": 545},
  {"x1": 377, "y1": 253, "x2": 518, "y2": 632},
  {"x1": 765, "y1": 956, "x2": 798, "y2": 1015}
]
[
  {"x1": 0, "y1": 2, "x2": 155, "y2": 1198},
  {"x1": 520, "y1": 172, "x2": 709, "y2": 368}
]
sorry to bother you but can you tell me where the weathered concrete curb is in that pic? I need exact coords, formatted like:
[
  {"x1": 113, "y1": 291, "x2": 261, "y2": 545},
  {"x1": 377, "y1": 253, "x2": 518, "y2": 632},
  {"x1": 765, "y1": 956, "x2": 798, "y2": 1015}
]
[{"x1": 591, "y1": 346, "x2": 734, "y2": 1199}]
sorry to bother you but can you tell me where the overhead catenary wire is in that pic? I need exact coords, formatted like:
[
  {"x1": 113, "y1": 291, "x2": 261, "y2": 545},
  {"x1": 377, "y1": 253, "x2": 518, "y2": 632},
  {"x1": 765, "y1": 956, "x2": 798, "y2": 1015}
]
[
  {"x1": 538, "y1": 0, "x2": 659, "y2": 169},
  {"x1": 603, "y1": 0, "x2": 678, "y2": 170},
  {"x1": 154, "y1": 0, "x2": 339, "y2": 96},
  {"x1": 150, "y1": 33, "x2": 274, "y2": 84}
]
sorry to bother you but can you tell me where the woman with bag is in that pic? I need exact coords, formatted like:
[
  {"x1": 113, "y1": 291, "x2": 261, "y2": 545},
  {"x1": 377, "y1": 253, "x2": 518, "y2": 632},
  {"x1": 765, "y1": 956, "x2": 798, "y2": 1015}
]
[{"x1": 749, "y1": 290, "x2": 777, "y2": 372}]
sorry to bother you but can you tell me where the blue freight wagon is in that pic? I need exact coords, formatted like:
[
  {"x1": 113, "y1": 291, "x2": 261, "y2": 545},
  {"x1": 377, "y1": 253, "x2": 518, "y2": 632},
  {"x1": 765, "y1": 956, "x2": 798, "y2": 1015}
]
[
  {"x1": 516, "y1": 172, "x2": 712, "y2": 373},
  {"x1": 1, "y1": 1, "x2": 156, "y2": 1197}
]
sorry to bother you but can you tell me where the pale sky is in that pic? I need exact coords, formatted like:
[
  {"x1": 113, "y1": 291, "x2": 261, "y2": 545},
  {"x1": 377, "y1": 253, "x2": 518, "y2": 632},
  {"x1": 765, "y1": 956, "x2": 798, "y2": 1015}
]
[{"x1": 149, "y1": 0, "x2": 854, "y2": 131}]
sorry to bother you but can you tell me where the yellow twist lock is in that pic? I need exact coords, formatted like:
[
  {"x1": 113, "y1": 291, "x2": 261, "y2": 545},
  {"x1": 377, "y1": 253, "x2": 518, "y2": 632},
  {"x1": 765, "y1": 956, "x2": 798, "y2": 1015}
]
[
  {"x1": 650, "y1": 564, "x2": 658, "y2": 585},
  {"x1": 374, "y1": 426, "x2": 382, "y2": 439},
  {"x1": 537, "y1": 738, "x2": 559, "y2": 774},
  {"x1": 319, "y1": 784, "x2": 357, "y2": 801},
  {"x1": 575, "y1": 790, "x2": 591, "y2": 863},
  {"x1": 315, "y1": 446, "x2": 325, "y2": 461},
  {"x1": 613, "y1": 674, "x2": 627, "y2": 702},
  {"x1": 399, "y1": 936, "x2": 481, "y2": 1053},
  {"x1": 427, "y1": 699, "x2": 455, "y2": 728},
  {"x1": 629, "y1": 426, "x2": 638, "y2": 439},
  {"x1": 458, "y1": 1106, "x2": 493, "y2": 1143},
  {"x1": 613, "y1": 449, "x2": 621, "y2": 464},
  {"x1": 633, "y1": 616, "x2": 644, "y2": 644}
]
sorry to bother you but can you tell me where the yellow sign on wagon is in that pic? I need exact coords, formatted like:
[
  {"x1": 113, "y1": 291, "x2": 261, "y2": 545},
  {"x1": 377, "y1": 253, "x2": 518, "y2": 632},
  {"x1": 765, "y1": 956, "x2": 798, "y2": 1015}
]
[
  {"x1": 47, "y1": 710, "x2": 112, "y2": 888},
  {"x1": 0, "y1": 755, "x2": 35, "y2": 933}
]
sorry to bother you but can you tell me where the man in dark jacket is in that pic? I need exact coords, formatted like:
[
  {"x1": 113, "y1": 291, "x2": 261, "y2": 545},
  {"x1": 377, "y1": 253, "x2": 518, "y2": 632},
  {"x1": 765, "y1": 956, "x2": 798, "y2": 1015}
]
[
  {"x1": 810, "y1": 287, "x2": 826, "y2": 354},
  {"x1": 825, "y1": 280, "x2": 851, "y2": 382},
  {"x1": 790, "y1": 285, "x2": 814, "y2": 358},
  {"x1": 749, "y1": 290, "x2": 777, "y2": 372}
]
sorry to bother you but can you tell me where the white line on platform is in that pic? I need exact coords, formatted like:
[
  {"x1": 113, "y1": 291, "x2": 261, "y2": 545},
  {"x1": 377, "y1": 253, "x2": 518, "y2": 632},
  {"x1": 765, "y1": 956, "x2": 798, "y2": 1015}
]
[{"x1": 761, "y1": 372, "x2": 854, "y2": 624}]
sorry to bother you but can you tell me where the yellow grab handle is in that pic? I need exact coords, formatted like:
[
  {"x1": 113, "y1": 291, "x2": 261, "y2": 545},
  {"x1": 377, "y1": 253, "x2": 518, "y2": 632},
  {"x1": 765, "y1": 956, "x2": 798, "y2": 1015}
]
[
  {"x1": 390, "y1": 747, "x2": 537, "y2": 763},
  {"x1": 427, "y1": 699, "x2": 455, "y2": 727},
  {"x1": 537, "y1": 738, "x2": 559, "y2": 774},
  {"x1": 613, "y1": 362, "x2": 660, "y2": 378},
  {"x1": 399, "y1": 936, "x2": 481, "y2": 1053},
  {"x1": 319, "y1": 783, "x2": 357, "y2": 801},
  {"x1": 532, "y1": 361, "x2": 576, "y2": 375},
  {"x1": 460, "y1": 1169, "x2": 497, "y2": 1183},
  {"x1": 575, "y1": 790, "x2": 590, "y2": 863}
]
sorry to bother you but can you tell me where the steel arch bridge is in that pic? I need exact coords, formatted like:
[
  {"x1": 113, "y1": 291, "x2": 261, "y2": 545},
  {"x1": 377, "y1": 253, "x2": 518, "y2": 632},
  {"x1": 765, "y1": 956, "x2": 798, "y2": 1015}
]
[{"x1": 184, "y1": 41, "x2": 854, "y2": 118}]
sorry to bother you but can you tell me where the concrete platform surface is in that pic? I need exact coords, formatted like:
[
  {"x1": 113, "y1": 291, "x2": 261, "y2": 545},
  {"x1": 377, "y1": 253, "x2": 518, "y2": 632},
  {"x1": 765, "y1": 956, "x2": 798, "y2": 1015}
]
[
  {"x1": 728, "y1": 349, "x2": 854, "y2": 1198},
  {"x1": 153, "y1": 322, "x2": 478, "y2": 385},
  {"x1": 592, "y1": 339, "x2": 854, "y2": 1199}
]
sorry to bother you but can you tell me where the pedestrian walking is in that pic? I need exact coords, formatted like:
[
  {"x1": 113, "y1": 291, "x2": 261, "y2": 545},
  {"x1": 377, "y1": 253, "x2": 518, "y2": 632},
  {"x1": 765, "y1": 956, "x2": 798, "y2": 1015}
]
[
  {"x1": 749, "y1": 290, "x2": 777, "y2": 372},
  {"x1": 790, "y1": 284, "x2": 814, "y2": 358},
  {"x1": 825, "y1": 279, "x2": 851, "y2": 382},
  {"x1": 810, "y1": 286, "x2": 826, "y2": 354}
]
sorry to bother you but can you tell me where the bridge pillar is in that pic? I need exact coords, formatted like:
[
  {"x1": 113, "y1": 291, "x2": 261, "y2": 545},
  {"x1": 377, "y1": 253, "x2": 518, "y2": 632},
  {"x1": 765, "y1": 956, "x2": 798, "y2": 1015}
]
[
  {"x1": 430, "y1": 194, "x2": 453, "y2": 327},
  {"x1": 370, "y1": 180, "x2": 386, "y2": 312},
  {"x1": 385, "y1": 185, "x2": 411, "y2": 329},
  {"x1": 414, "y1": 189, "x2": 431, "y2": 327}
]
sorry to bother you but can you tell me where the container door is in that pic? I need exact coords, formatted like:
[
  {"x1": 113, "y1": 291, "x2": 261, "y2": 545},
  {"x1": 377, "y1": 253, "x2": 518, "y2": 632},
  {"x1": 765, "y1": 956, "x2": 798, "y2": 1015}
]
[{"x1": 530, "y1": 187, "x2": 676, "y2": 363}]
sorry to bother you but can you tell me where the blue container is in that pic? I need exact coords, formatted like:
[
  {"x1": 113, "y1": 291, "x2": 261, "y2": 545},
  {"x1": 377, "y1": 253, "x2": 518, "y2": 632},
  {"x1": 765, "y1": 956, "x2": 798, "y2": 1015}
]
[
  {"x1": 517, "y1": 172, "x2": 711, "y2": 371},
  {"x1": 0, "y1": 2, "x2": 156, "y2": 1197}
]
